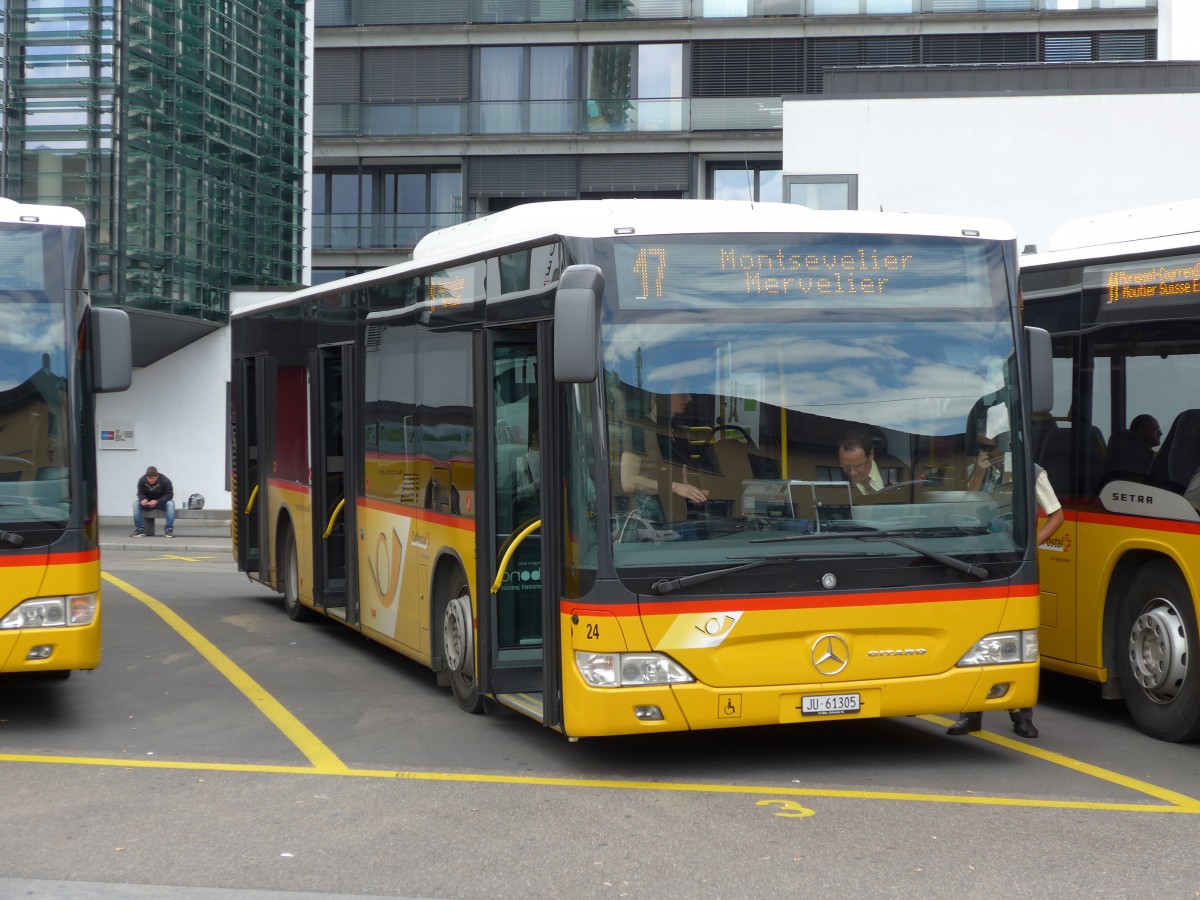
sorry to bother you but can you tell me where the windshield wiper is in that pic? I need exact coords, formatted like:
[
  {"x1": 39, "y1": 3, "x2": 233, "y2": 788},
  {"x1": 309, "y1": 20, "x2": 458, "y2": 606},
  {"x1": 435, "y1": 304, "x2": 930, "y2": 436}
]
[
  {"x1": 650, "y1": 555, "x2": 822, "y2": 596},
  {"x1": 855, "y1": 534, "x2": 988, "y2": 580},
  {"x1": 751, "y1": 525, "x2": 988, "y2": 580},
  {"x1": 0, "y1": 529, "x2": 25, "y2": 547}
]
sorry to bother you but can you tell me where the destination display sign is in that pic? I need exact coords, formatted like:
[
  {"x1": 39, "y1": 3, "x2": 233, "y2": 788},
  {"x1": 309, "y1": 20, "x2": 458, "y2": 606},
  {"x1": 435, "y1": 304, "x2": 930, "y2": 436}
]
[
  {"x1": 613, "y1": 235, "x2": 1000, "y2": 310},
  {"x1": 1100, "y1": 258, "x2": 1200, "y2": 305},
  {"x1": 1083, "y1": 255, "x2": 1200, "y2": 323}
]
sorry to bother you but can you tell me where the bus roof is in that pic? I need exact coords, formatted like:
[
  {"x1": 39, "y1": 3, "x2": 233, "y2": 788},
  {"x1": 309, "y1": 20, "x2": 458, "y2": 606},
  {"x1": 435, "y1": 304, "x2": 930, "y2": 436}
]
[
  {"x1": 0, "y1": 197, "x2": 85, "y2": 228},
  {"x1": 235, "y1": 199, "x2": 1016, "y2": 319},
  {"x1": 1021, "y1": 198, "x2": 1200, "y2": 272}
]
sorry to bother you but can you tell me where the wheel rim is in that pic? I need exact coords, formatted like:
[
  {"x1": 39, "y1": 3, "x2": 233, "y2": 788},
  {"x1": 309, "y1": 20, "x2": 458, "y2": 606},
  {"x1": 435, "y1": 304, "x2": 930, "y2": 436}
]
[
  {"x1": 442, "y1": 588, "x2": 472, "y2": 675},
  {"x1": 284, "y1": 539, "x2": 299, "y2": 606},
  {"x1": 1127, "y1": 598, "x2": 1189, "y2": 703}
]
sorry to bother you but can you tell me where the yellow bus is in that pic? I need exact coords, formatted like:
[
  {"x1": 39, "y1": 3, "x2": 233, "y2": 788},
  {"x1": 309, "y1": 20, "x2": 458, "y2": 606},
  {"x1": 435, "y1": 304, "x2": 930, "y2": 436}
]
[
  {"x1": 1021, "y1": 200, "x2": 1200, "y2": 742},
  {"x1": 231, "y1": 199, "x2": 1052, "y2": 738},
  {"x1": 0, "y1": 198, "x2": 131, "y2": 676}
]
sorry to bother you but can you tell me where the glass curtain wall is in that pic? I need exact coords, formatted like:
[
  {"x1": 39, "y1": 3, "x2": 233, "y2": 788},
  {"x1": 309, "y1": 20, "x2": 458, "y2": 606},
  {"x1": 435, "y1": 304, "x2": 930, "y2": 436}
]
[{"x1": 1, "y1": 0, "x2": 305, "y2": 321}]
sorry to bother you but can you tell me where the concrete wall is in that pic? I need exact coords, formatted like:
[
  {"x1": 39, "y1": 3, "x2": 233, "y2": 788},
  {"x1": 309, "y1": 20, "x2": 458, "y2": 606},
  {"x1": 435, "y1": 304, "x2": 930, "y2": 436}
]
[
  {"x1": 782, "y1": 90, "x2": 1200, "y2": 254},
  {"x1": 94, "y1": 290, "x2": 288, "y2": 518},
  {"x1": 95, "y1": 325, "x2": 232, "y2": 518},
  {"x1": 1161, "y1": 0, "x2": 1200, "y2": 61}
]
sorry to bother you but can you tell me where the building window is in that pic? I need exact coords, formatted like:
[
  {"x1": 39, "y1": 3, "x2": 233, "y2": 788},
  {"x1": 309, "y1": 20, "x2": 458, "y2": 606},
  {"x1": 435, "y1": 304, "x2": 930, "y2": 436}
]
[
  {"x1": 708, "y1": 161, "x2": 782, "y2": 202},
  {"x1": 476, "y1": 46, "x2": 576, "y2": 134},
  {"x1": 313, "y1": 167, "x2": 463, "y2": 251},
  {"x1": 586, "y1": 44, "x2": 685, "y2": 133},
  {"x1": 784, "y1": 175, "x2": 858, "y2": 210}
]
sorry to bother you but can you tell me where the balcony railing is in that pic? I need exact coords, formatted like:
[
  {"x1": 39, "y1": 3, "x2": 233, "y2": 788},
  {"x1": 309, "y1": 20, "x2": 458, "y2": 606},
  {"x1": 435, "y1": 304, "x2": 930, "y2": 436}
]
[
  {"x1": 316, "y1": 98, "x2": 783, "y2": 137},
  {"x1": 314, "y1": 0, "x2": 1155, "y2": 27},
  {"x1": 312, "y1": 212, "x2": 463, "y2": 251}
]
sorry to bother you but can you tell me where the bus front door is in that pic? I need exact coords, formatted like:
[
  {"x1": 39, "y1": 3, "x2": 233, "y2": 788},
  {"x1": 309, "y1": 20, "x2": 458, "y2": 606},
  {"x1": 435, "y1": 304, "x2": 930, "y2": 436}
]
[
  {"x1": 483, "y1": 332, "x2": 556, "y2": 723},
  {"x1": 310, "y1": 343, "x2": 359, "y2": 623},
  {"x1": 233, "y1": 354, "x2": 267, "y2": 573}
]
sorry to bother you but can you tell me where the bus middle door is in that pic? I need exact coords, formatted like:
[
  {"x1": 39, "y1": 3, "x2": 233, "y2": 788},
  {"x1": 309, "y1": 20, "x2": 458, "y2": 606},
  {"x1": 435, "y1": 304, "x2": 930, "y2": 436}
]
[{"x1": 310, "y1": 342, "x2": 359, "y2": 623}]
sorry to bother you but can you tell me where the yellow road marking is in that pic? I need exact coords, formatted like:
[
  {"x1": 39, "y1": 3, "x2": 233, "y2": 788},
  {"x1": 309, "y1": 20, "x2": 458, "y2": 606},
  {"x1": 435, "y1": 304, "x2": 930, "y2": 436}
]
[
  {"x1": 101, "y1": 572, "x2": 348, "y2": 773},
  {"x1": 69, "y1": 573, "x2": 1199, "y2": 816},
  {"x1": 0, "y1": 751, "x2": 1196, "y2": 815},
  {"x1": 920, "y1": 715, "x2": 1200, "y2": 811}
]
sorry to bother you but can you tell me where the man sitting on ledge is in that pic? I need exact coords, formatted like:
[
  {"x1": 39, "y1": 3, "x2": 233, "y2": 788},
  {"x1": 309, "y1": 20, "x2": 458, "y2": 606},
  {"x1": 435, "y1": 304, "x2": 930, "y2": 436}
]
[{"x1": 132, "y1": 465, "x2": 176, "y2": 538}]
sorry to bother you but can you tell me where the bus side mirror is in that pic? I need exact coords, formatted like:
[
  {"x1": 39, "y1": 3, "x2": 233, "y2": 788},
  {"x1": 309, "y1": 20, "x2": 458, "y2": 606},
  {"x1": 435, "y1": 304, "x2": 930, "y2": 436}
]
[
  {"x1": 554, "y1": 264, "x2": 604, "y2": 384},
  {"x1": 91, "y1": 306, "x2": 132, "y2": 393},
  {"x1": 1024, "y1": 325, "x2": 1053, "y2": 415}
]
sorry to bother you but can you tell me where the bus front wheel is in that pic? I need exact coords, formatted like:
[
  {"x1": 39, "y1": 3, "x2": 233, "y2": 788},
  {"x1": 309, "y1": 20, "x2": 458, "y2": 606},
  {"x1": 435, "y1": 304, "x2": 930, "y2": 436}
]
[
  {"x1": 1115, "y1": 561, "x2": 1200, "y2": 742},
  {"x1": 439, "y1": 578, "x2": 484, "y2": 714}
]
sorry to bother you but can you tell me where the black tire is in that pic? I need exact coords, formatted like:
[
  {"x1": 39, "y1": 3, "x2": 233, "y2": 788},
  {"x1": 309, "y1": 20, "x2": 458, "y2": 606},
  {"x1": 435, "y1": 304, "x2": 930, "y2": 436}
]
[
  {"x1": 1114, "y1": 561, "x2": 1200, "y2": 742},
  {"x1": 282, "y1": 527, "x2": 312, "y2": 622},
  {"x1": 438, "y1": 574, "x2": 484, "y2": 714}
]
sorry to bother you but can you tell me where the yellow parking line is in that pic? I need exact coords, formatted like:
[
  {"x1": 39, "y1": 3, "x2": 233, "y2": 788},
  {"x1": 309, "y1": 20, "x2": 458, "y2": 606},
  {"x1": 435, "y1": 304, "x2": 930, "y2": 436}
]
[
  {"x1": 88, "y1": 573, "x2": 1200, "y2": 815},
  {"x1": 920, "y1": 715, "x2": 1200, "y2": 811},
  {"x1": 0, "y1": 752, "x2": 1196, "y2": 814},
  {"x1": 101, "y1": 572, "x2": 349, "y2": 773}
]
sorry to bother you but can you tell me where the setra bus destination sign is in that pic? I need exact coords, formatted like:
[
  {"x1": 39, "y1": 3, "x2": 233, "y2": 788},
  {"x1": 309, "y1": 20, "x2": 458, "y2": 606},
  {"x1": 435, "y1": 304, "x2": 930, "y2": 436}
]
[
  {"x1": 1083, "y1": 255, "x2": 1200, "y2": 322},
  {"x1": 613, "y1": 235, "x2": 999, "y2": 310}
]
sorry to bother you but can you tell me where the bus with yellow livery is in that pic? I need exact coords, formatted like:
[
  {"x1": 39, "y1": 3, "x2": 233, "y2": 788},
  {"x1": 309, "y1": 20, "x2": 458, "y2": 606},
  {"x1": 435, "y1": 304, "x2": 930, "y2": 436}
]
[
  {"x1": 231, "y1": 199, "x2": 1052, "y2": 739},
  {"x1": 1, "y1": 198, "x2": 131, "y2": 676},
  {"x1": 1021, "y1": 199, "x2": 1200, "y2": 742}
]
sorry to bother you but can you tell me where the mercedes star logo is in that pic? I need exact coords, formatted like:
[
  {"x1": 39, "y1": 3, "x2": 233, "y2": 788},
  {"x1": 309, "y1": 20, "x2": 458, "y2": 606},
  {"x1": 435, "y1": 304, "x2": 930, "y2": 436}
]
[{"x1": 811, "y1": 634, "x2": 850, "y2": 676}]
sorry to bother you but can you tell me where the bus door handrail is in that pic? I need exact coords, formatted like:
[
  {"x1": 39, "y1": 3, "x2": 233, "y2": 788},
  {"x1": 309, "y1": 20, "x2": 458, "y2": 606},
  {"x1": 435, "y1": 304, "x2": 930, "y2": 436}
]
[
  {"x1": 491, "y1": 518, "x2": 542, "y2": 595},
  {"x1": 244, "y1": 484, "x2": 259, "y2": 515},
  {"x1": 322, "y1": 498, "x2": 345, "y2": 540}
]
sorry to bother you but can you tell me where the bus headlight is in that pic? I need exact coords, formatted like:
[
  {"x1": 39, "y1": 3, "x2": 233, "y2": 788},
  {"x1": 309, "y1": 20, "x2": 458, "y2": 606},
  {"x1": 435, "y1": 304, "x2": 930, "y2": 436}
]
[
  {"x1": 956, "y1": 629, "x2": 1038, "y2": 667},
  {"x1": 0, "y1": 594, "x2": 97, "y2": 630},
  {"x1": 576, "y1": 651, "x2": 695, "y2": 687}
]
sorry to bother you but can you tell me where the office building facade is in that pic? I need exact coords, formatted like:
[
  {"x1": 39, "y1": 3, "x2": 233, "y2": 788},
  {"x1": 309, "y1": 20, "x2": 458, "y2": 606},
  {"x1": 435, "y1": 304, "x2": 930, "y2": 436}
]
[{"x1": 311, "y1": 0, "x2": 1164, "y2": 282}]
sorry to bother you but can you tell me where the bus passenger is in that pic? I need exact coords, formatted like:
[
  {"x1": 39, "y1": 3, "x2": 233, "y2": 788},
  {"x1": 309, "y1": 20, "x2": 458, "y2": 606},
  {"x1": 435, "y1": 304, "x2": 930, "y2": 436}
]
[
  {"x1": 837, "y1": 429, "x2": 884, "y2": 494},
  {"x1": 948, "y1": 464, "x2": 1063, "y2": 739}
]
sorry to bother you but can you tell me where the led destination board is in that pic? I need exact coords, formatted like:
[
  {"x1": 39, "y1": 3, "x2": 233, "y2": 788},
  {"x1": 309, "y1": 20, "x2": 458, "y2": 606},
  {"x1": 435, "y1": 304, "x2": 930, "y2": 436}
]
[
  {"x1": 1104, "y1": 258, "x2": 1200, "y2": 304},
  {"x1": 614, "y1": 235, "x2": 998, "y2": 310}
]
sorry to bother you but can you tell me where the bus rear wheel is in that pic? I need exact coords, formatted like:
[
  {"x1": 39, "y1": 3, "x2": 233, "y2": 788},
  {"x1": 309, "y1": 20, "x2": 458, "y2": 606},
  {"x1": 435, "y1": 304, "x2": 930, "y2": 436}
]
[
  {"x1": 1115, "y1": 561, "x2": 1200, "y2": 742},
  {"x1": 439, "y1": 577, "x2": 483, "y2": 714},
  {"x1": 282, "y1": 527, "x2": 311, "y2": 622}
]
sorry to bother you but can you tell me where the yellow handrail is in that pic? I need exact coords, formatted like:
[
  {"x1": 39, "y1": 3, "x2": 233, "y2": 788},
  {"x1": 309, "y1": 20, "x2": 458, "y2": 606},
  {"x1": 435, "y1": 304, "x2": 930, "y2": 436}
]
[
  {"x1": 491, "y1": 518, "x2": 542, "y2": 595},
  {"x1": 322, "y1": 498, "x2": 345, "y2": 540},
  {"x1": 244, "y1": 484, "x2": 259, "y2": 516}
]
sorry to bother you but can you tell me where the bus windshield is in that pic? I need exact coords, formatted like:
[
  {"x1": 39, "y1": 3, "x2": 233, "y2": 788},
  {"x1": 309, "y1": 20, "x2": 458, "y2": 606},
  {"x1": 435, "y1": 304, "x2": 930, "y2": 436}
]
[
  {"x1": 0, "y1": 223, "x2": 73, "y2": 530},
  {"x1": 602, "y1": 234, "x2": 1025, "y2": 575}
]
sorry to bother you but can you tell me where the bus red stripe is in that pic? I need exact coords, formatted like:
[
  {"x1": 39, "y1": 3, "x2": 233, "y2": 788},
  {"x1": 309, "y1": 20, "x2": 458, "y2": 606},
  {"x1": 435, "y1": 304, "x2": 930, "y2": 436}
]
[
  {"x1": 1068, "y1": 507, "x2": 1200, "y2": 536},
  {"x1": 563, "y1": 583, "x2": 1039, "y2": 616},
  {"x1": 0, "y1": 549, "x2": 99, "y2": 568}
]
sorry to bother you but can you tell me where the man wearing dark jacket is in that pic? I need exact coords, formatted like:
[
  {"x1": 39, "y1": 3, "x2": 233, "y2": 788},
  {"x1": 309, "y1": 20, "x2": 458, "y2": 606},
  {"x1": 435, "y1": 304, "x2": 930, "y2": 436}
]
[{"x1": 132, "y1": 465, "x2": 176, "y2": 537}]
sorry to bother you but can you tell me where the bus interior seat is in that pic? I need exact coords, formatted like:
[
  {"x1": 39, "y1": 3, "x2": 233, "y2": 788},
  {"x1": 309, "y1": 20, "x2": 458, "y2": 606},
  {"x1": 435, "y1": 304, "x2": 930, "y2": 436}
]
[
  {"x1": 1030, "y1": 415, "x2": 1059, "y2": 461},
  {"x1": 1036, "y1": 429, "x2": 1073, "y2": 495},
  {"x1": 1149, "y1": 409, "x2": 1200, "y2": 488},
  {"x1": 1037, "y1": 426, "x2": 1105, "y2": 496},
  {"x1": 1102, "y1": 428, "x2": 1153, "y2": 479}
]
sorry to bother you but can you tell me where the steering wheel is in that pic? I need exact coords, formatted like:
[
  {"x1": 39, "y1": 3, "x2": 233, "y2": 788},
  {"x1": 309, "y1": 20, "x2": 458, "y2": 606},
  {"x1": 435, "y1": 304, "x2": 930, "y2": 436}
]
[{"x1": 709, "y1": 424, "x2": 754, "y2": 445}]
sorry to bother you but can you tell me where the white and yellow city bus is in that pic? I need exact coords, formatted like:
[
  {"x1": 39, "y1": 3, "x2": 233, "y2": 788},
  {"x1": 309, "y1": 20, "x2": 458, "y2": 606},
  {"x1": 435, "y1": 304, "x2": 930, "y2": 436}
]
[
  {"x1": 0, "y1": 198, "x2": 130, "y2": 676},
  {"x1": 230, "y1": 200, "x2": 1052, "y2": 739},
  {"x1": 1021, "y1": 199, "x2": 1200, "y2": 742}
]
